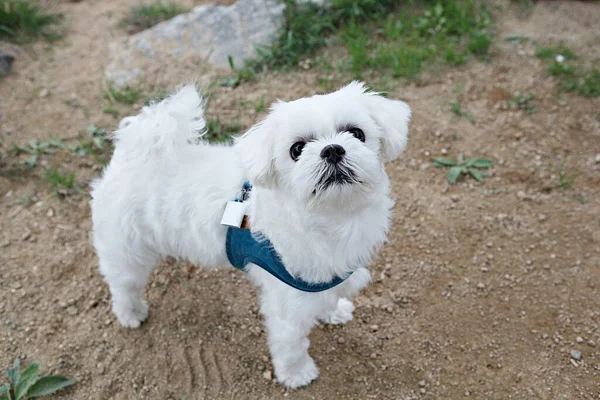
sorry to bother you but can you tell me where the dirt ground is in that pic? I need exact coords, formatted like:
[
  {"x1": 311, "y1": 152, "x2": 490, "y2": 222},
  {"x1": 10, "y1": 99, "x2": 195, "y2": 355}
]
[{"x1": 1, "y1": 0, "x2": 599, "y2": 399}]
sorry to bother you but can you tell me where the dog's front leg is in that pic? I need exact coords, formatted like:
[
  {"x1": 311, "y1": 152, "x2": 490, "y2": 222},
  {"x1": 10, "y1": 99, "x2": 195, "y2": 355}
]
[{"x1": 260, "y1": 286, "x2": 332, "y2": 388}]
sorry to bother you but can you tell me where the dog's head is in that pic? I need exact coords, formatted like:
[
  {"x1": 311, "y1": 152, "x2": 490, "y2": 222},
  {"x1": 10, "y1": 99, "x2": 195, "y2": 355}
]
[{"x1": 235, "y1": 82, "x2": 411, "y2": 207}]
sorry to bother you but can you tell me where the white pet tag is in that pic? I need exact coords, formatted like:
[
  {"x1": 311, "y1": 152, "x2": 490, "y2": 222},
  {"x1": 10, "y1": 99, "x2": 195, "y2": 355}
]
[{"x1": 221, "y1": 201, "x2": 248, "y2": 228}]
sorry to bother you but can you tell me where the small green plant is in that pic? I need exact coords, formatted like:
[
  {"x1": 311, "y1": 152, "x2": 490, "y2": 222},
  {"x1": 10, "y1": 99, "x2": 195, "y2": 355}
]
[
  {"x1": 450, "y1": 101, "x2": 474, "y2": 123},
  {"x1": 120, "y1": 1, "x2": 187, "y2": 34},
  {"x1": 70, "y1": 124, "x2": 111, "y2": 164},
  {"x1": 143, "y1": 89, "x2": 171, "y2": 105},
  {"x1": 44, "y1": 168, "x2": 75, "y2": 194},
  {"x1": 509, "y1": 93, "x2": 538, "y2": 114},
  {"x1": 219, "y1": 56, "x2": 257, "y2": 88},
  {"x1": 204, "y1": 117, "x2": 241, "y2": 143},
  {"x1": 11, "y1": 139, "x2": 65, "y2": 168},
  {"x1": 1, "y1": 359, "x2": 74, "y2": 399},
  {"x1": 103, "y1": 106, "x2": 119, "y2": 117},
  {"x1": 535, "y1": 45, "x2": 576, "y2": 61},
  {"x1": 556, "y1": 165, "x2": 579, "y2": 190},
  {"x1": 254, "y1": 96, "x2": 267, "y2": 113},
  {"x1": 0, "y1": 0, "x2": 63, "y2": 42},
  {"x1": 105, "y1": 86, "x2": 142, "y2": 105},
  {"x1": 433, "y1": 154, "x2": 493, "y2": 184},
  {"x1": 535, "y1": 45, "x2": 599, "y2": 98}
]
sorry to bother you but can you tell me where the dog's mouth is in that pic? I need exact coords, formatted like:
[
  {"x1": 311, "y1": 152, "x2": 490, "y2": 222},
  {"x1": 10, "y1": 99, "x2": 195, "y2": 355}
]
[{"x1": 314, "y1": 166, "x2": 359, "y2": 194}]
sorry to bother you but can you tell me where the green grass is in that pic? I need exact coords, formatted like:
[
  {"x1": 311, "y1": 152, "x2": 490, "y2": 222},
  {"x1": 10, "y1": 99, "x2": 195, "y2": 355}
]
[
  {"x1": 224, "y1": 0, "x2": 492, "y2": 84},
  {"x1": 509, "y1": 93, "x2": 537, "y2": 114},
  {"x1": 0, "y1": 0, "x2": 62, "y2": 42},
  {"x1": 103, "y1": 106, "x2": 120, "y2": 117},
  {"x1": 556, "y1": 165, "x2": 579, "y2": 190},
  {"x1": 105, "y1": 86, "x2": 143, "y2": 105},
  {"x1": 1, "y1": 359, "x2": 74, "y2": 399},
  {"x1": 535, "y1": 45, "x2": 599, "y2": 98},
  {"x1": 70, "y1": 124, "x2": 112, "y2": 164},
  {"x1": 204, "y1": 117, "x2": 241, "y2": 143},
  {"x1": 120, "y1": 1, "x2": 187, "y2": 34},
  {"x1": 535, "y1": 45, "x2": 576, "y2": 61},
  {"x1": 44, "y1": 167, "x2": 75, "y2": 194},
  {"x1": 433, "y1": 153, "x2": 493, "y2": 184},
  {"x1": 450, "y1": 101, "x2": 474, "y2": 122}
]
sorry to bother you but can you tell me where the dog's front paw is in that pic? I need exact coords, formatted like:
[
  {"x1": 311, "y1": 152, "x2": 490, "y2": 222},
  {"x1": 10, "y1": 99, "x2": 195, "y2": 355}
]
[
  {"x1": 275, "y1": 356, "x2": 319, "y2": 389},
  {"x1": 322, "y1": 298, "x2": 355, "y2": 325},
  {"x1": 113, "y1": 300, "x2": 148, "y2": 328}
]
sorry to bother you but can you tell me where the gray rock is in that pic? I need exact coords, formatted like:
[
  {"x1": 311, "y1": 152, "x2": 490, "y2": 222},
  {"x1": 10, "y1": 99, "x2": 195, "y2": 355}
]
[
  {"x1": 0, "y1": 51, "x2": 15, "y2": 77},
  {"x1": 105, "y1": 0, "x2": 285, "y2": 88},
  {"x1": 570, "y1": 349, "x2": 582, "y2": 360}
]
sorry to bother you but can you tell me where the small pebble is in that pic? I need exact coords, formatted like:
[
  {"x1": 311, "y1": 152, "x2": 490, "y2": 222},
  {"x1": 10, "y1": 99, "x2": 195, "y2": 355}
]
[
  {"x1": 262, "y1": 370, "x2": 272, "y2": 380},
  {"x1": 576, "y1": 337, "x2": 583, "y2": 343},
  {"x1": 419, "y1": 380, "x2": 426, "y2": 387},
  {"x1": 370, "y1": 324, "x2": 379, "y2": 332},
  {"x1": 66, "y1": 306, "x2": 78, "y2": 316},
  {"x1": 570, "y1": 349, "x2": 582, "y2": 361}
]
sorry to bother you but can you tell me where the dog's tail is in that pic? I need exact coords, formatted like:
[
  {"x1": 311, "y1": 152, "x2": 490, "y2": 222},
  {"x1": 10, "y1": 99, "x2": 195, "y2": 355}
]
[{"x1": 112, "y1": 84, "x2": 206, "y2": 160}]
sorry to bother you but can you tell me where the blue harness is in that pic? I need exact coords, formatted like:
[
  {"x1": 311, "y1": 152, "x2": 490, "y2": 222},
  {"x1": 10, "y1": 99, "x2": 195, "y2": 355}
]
[{"x1": 225, "y1": 183, "x2": 349, "y2": 293}]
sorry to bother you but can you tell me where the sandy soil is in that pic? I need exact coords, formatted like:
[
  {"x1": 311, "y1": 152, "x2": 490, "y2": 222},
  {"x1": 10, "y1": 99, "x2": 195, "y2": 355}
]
[{"x1": 1, "y1": 1, "x2": 599, "y2": 399}]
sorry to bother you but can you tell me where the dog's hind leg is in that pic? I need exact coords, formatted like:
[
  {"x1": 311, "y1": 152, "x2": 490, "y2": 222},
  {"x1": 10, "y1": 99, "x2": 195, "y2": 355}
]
[{"x1": 98, "y1": 250, "x2": 158, "y2": 328}]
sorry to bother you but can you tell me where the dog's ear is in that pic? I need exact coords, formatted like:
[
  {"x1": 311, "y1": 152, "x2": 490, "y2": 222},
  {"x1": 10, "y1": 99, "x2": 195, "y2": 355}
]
[
  {"x1": 362, "y1": 89, "x2": 411, "y2": 162},
  {"x1": 234, "y1": 116, "x2": 279, "y2": 188}
]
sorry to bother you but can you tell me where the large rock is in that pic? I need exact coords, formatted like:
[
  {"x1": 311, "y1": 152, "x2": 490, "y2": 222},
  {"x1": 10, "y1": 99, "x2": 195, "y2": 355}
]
[{"x1": 105, "y1": 0, "x2": 285, "y2": 88}]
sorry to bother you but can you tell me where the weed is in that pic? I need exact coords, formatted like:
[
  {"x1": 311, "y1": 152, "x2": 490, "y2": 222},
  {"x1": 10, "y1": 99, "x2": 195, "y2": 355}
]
[
  {"x1": 254, "y1": 96, "x2": 267, "y2": 113},
  {"x1": 233, "y1": 0, "x2": 491, "y2": 84},
  {"x1": 143, "y1": 90, "x2": 171, "y2": 105},
  {"x1": 481, "y1": 188, "x2": 504, "y2": 196},
  {"x1": 535, "y1": 45, "x2": 576, "y2": 61},
  {"x1": 450, "y1": 101, "x2": 474, "y2": 123},
  {"x1": 44, "y1": 168, "x2": 75, "y2": 195},
  {"x1": 1, "y1": 358, "x2": 74, "y2": 399},
  {"x1": 219, "y1": 56, "x2": 258, "y2": 88},
  {"x1": 70, "y1": 124, "x2": 111, "y2": 164},
  {"x1": 11, "y1": 139, "x2": 65, "y2": 168},
  {"x1": 0, "y1": 0, "x2": 62, "y2": 42},
  {"x1": 578, "y1": 69, "x2": 600, "y2": 98},
  {"x1": 105, "y1": 86, "x2": 142, "y2": 105},
  {"x1": 556, "y1": 165, "x2": 579, "y2": 190},
  {"x1": 433, "y1": 153, "x2": 493, "y2": 184},
  {"x1": 504, "y1": 35, "x2": 530, "y2": 45},
  {"x1": 103, "y1": 106, "x2": 120, "y2": 117},
  {"x1": 120, "y1": 1, "x2": 187, "y2": 34},
  {"x1": 204, "y1": 117, "x2": 241, "y2": 143},
  {"x1": 467, "y1": 32, "x2": 491, "y2": 57},
  {"x1": 509, "y1": 93, "x2": 538, "y2": 114}
]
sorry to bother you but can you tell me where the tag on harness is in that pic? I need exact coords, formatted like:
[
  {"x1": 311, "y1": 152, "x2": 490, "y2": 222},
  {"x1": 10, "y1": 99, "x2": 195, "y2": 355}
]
[{"x1": 221, "y1": 201, "x2": 247, "y2": 228}]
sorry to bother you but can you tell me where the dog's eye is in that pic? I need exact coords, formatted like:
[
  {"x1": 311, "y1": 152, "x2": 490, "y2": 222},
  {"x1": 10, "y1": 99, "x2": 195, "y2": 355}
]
[
  {"x1": 290, "y1": 141, "x2": 306, "y2": 161},
  {"x1": 348, "y1": 127, "x2": 365, "y2": 142}
]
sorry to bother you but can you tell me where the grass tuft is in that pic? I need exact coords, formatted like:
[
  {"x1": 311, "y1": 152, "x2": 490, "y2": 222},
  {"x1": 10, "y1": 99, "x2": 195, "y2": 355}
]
[
  {"x1": 204, "y1": 117, "x2": 241, "y2": 143},
  {"x1": 224, "y1": 0, "x2": 492, "y2": 84},
  {"x1": 105, "y1": 86, "x2": 143, "y2": 105},
  {"x1": 120, "y1": 1, "x2": 187, "y2": 34},
  {"x1": 0, "y1": 0, "x2": 62, "y2": 42}
]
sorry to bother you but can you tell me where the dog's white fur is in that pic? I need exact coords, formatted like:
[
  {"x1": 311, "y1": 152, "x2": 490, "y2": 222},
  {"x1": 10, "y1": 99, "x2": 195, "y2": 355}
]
[{"x1": 90, "y1": 82, "x2": 410, "y2": 388}]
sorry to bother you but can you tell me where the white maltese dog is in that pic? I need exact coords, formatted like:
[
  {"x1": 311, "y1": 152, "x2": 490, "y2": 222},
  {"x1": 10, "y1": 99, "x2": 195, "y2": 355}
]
[{"x1": 91, "y1": 81, "x2": 411, "y2": 388}]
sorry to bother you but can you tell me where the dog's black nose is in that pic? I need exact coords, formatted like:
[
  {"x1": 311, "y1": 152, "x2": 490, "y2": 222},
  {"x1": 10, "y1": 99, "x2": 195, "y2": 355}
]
[{"x1": 320, "y1": 144, "x2": 346, "y2": 164}]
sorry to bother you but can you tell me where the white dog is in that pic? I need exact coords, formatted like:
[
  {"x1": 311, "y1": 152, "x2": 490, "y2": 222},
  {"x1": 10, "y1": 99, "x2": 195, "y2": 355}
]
[{"x1": 90, "y1": 81, "x2": 410, "y2": 388}]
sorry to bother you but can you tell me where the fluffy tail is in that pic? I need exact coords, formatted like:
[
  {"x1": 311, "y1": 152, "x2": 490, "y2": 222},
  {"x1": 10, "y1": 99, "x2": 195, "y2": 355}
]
[{"x1": 112, "y1": 84, "x2": 206, "y2": 159}]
